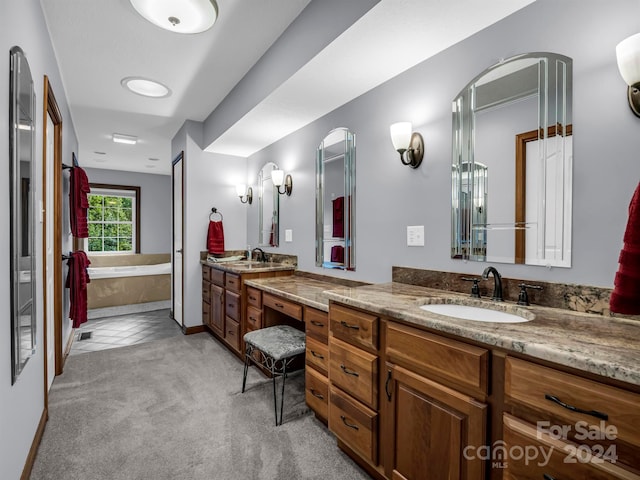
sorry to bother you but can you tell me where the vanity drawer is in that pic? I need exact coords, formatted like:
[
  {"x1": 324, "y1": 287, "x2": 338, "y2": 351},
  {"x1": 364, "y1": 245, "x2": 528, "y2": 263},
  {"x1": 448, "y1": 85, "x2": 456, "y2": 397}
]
[
  {"x1": 503, "y1": 414, "x2": 639, "y2": 480},
  {"x1": 224, "y1": 317, "x2": 240, "y2": 352},
  {"x1": 305, "y1": 307, "x2": 328, "y2": 343},
  {"x1": 202, "y1": 280, "x2": 211, "y2": 303},
  {"x1": 305, "y1": 367, "x2": 328, "y2": 421},
  {"x1": 306, "y1": 336, "x2": 329, "y2": 375},
  {"x1": 202, "y1": 266, "x2": 211, "y2": 282},
  {"x1": 202, "y1": 300, "x2": 210, "y2": 324},
  {"x1": 329, "y1": 336, "x2": 378, "y2": 410},
  {"x1": 225, "y1": 273, "x2": 241, "y2": 293},
  {"x1": 329, "y1": 385, "x2": 378, "y2": 465},
  {"x1": 263, "y1": 293, "x2": 302, "y2": 321},
  {"x1": 385, "y1": 321, "x2": 488, "y2": 398},
  {"x1": 210, "y1": 268, "x2": 225, "y2": 286},
  {"x1": 246, "y1": 305, "x2": 262, "y2": 331},
  {"x1": 247, "y1": 287, "x2": 262, "y2": 308},
  {"x1": 225, "y1": 290, "x2": 240, "y2": 321},
  {"x1": 330, "y1": 303, "x2": 378, "y2": 351},
  {"x1": 505, "y1": 356, "x2": 640, "y2": 467}
]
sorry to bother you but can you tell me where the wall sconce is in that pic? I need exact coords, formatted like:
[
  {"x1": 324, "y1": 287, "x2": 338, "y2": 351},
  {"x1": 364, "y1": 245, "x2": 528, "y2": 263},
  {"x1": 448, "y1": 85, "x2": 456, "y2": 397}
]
[
  {"x1": 389, "y1": 122, "x2": 424, "y2": 168},
  {"x1": 236, "y1": 184, "x2": 253, "y2": 204},
  {"x1": 272, "y1": 169, "x2": 293, "y2": 196},
  {"x1": 616, "y1": 32, "x2": 640, "y2": 118}
]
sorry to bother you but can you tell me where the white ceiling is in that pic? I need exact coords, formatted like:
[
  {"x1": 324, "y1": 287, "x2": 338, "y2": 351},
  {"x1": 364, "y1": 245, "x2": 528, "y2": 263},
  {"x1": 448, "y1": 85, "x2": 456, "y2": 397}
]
[{"x1": 41, "y1": 0, "x2": 535, "y2": 175}]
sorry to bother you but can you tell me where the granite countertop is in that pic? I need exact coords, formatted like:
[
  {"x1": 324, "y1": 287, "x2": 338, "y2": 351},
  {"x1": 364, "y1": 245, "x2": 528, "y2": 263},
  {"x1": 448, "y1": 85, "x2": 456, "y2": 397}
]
[
  {"x1": 323, "y1": 282, "x2": 640, "y2": 387},
  {"x1": 244, "y1": 276, "x2": 347, "y2": 312},
  {"x1": 201, "y1": 259, "x2": 295, "y2": 274}
]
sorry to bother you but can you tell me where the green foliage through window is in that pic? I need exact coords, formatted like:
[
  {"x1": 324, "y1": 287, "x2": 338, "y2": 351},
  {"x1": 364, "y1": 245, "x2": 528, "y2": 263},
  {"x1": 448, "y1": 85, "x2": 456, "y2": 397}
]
[{"x1": 87, "y1": 190, "x2": 136, "y2": 253}]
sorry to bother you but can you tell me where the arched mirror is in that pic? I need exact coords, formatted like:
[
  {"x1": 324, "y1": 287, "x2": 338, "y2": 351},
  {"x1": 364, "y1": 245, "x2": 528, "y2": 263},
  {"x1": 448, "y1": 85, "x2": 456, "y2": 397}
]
[
  {"x1": 316, "y1": 128, "x2": 356, "y2": 270},
  {"x1": 451, "y1": 52, "x2": 572, "y2": 267},
  {"x1": 10, "y1": 46, "x2": 37, "y2": 383},
  {"x1": 258, "y1": 162, "x2": 279, "y2": 247}
]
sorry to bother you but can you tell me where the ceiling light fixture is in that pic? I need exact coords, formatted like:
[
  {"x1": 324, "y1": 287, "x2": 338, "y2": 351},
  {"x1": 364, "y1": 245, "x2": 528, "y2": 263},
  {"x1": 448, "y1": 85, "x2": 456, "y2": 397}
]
[
  {"x1": 121, "y1": 77, "x2": 171, "y2": 98},
  {"x1": 129, "y1": 0, "x2": 219, "y2": 34},
  {"x1": 112, "y1": 133, "x2": 138, "y2": 145}
]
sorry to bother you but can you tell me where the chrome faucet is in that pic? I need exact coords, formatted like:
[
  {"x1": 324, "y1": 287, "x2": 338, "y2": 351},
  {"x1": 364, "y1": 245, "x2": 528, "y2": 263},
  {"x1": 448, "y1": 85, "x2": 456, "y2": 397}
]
[
  {"x1": 481, "y1": 266, "x2": 503, "y2": 301},
  {"x1": 251, "y1": 247, "x2": 267, "y2": 262}
]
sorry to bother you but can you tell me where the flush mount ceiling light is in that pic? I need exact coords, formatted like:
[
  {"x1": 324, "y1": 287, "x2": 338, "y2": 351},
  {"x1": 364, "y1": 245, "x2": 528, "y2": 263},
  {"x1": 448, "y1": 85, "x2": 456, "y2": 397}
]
[
  {"x1": 616, "y1": 32, "x2": 640, "y2": 118},
  {"x1": 121, "y1": 77, "x2": 171, "y2": 98},
  {"x1": 112, "y1": 133, "x2": 138, "y2": 145},
  {"x1": 130, "y1": 0, "x2": 219, "y2": 34}
]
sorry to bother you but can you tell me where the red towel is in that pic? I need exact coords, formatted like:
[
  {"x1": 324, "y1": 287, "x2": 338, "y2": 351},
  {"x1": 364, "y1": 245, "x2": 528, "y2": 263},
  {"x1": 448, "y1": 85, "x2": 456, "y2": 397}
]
[
  {"x1": 65, "y1": 251, "x2": 91, "y2": 328},
  {"x1": 69, "y1": 166, "x2": 90, "y2": 238},
  {"x1": 332, "y1": 196, "x2": 344, "y2": 238},
  {"x1": 207, "y1": 220, "x2": 225, "y2": 255},
  {"x1": 610, "y1": 181, "x2": 640, "y2": 314},
  {"x1": 331, "y1": 245, "x2": 344, "y2": 263}
]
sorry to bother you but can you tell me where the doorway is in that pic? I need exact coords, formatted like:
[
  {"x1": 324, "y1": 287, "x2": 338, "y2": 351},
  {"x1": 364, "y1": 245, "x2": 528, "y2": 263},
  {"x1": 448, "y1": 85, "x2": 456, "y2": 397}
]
[{"x1": 171, "y1": 152, "x2": 184, "y2": 328}]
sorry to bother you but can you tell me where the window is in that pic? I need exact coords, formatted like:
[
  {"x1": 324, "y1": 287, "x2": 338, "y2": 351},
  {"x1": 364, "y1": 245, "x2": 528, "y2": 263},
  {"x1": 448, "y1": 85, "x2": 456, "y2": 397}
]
[{"x1": 87, "y1": 184, "x2": 140, "y2": 253}]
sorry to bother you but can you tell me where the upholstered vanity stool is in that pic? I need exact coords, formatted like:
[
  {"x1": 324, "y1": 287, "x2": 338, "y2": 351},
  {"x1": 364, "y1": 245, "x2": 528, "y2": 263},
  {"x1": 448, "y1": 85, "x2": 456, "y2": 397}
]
[{"x1": 242, "y1": 325, "x2": 306, "y2": 426}]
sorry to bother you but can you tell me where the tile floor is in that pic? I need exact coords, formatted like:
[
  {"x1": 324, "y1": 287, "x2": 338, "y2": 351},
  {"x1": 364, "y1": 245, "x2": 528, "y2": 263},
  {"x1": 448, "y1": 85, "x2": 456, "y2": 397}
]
[{"x1": 69, "y1": 309, "x2": 182, "y2": 356}]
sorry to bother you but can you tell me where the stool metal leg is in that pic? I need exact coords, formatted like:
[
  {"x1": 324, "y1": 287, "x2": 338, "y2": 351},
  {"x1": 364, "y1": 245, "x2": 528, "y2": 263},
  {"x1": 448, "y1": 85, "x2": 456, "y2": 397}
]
[
  {"x1": 279, "y1": 361, "x2": 287, "y2": 426},
  {"x1": 242, "y1": 345, "x2": 253, "y2": 393},
  {"x1": 271, "y1": 361, "x2": 278, "y2": 426}
]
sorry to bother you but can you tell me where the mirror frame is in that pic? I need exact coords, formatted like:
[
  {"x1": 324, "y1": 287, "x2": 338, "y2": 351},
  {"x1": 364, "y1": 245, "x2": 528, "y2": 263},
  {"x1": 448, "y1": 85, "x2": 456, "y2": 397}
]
[
  {"x1": 10, "y1": 46, "x2": 37, "y2": 383},
  {"x1": 258, "y1": 161, "x2": 280, "y2": 247},
  {"x1": 315, "y1": 127, "x2": 356, "y2": 270},
  {"x1": 451, "y1": 52, "x2": 572, "y2": 267}
]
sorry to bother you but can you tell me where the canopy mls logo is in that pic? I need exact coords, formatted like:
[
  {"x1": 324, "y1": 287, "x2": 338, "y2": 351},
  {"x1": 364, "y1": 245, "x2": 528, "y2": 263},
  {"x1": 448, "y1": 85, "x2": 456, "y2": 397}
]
[{"x1": 463, "y1": 420, "x2": 619, "y2": 469}]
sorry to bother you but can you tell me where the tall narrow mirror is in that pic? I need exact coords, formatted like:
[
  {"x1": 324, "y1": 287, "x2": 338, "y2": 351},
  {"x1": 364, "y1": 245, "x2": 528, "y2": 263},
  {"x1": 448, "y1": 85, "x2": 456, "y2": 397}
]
[
  {"x1": 451, "y1": 52, "x2": 572, "y2": 267},
  {"x1": 10, "y1": 46, "x2": 37, "y2": 383},
  {"x1": 258, "y1": 162, "x2": 279, "y2": 247},
  {"x1": 316, "y1": 128, "x2": 356, "y2": 270}
]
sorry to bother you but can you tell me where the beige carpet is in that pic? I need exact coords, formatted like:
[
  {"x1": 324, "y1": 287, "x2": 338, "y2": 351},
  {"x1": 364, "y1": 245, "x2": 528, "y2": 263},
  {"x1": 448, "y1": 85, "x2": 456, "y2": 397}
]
[{"x1": 31, "y1": 333, "x2": 370, "y2": 480}]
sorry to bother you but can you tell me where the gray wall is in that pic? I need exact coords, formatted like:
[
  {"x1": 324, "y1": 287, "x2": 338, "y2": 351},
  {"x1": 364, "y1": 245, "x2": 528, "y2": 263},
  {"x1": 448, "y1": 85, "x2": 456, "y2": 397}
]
[
  {"x1": 84, "y1": 167, "x2": 172, "y2": 254},
  {"x1": 1, "y1": 0, "x2": 79, "y2": 477},
  {"x1": 243, "y1": 0, "x2": 640, "y2": 288}
]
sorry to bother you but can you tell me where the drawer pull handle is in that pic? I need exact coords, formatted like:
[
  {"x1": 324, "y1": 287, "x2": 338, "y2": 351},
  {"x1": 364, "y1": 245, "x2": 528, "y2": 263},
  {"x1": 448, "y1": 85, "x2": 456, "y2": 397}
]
[
  {"x1": 340, "y1": 364, "x2": 359, "y2": 377},
  {"x1": 275, "y1": 302, "x2": 285, "y2": 309},
  {"x1": 385, "y1": 370, "x2": 392, "y2": 401},
  {"x1": 340, "y1": 321, "x2": 360, "y2": 330},
  {"x1": 310, "y1": 320, "x2": 325, "y2": 327},
  {"x1": 249, "y1": 296, "x2": 256, "y2": 301},
  {"x1": 340, "y1": 415, "x2": 359, "y2": 430},
  {"x1": 249, "y1": 316, "x2": 256, "y2": 322},
  {"x1": 310, "y1": 389, "x2": 324, "y2": 400},
  {"x1": 544, "y1": 394, "x2": 608, "y2": 421},
  {"x1": 311, "y1": 351, "x2": 324, "y2": 359},
  {"x1": 543, "y1": 475, "x2": 556, "y2": 480}
]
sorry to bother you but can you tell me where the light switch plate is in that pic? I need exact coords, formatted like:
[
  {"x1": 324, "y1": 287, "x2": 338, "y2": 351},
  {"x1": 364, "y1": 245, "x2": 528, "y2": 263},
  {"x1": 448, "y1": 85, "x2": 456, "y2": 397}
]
[
  {"x1": 407, "y1": 225, "x2": 424, "y2": 246},
  {"x1": 285, "y1": 229, "x2": 293, "y2": 242}
]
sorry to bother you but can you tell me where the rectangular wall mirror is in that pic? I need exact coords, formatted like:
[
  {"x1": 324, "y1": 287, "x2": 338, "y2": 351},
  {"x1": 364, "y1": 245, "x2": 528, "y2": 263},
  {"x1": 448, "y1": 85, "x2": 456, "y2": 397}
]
[
  {"x1": 451, "y1": 52, "x2": 573, "y2": 267},
  {"x1": 10, "y1": 46, "x2": 37, "y2": 383},
  {"x1": 316, "y1": 127, "x2": 356, "y2": 270},
  {"x1": 258, "y1": 161, "x2": 279, "y2": 247}
]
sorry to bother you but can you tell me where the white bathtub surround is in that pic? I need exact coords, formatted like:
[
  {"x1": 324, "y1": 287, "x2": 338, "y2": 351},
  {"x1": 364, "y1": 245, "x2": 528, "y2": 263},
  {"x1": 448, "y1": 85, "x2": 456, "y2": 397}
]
[{"x1": 87, "y1": 262, "x2": 171, "y2": 280}]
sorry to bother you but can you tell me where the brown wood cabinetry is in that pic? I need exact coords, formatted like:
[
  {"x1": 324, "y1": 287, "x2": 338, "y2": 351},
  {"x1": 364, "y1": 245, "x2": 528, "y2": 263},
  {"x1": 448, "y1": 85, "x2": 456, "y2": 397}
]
[
  {"x1": 303, "y1": 305, "x2": 330, "y2": 423},
  {"x1": 504, "y1": 356, "x2": 640, "y2": 478},
  {"x1": 200, "y1": 264, "x2": 293, "y2": 358}
]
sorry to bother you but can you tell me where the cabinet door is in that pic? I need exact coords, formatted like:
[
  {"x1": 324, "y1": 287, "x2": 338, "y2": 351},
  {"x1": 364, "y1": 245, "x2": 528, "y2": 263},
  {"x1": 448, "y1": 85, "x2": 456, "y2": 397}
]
[
  {"x1": 210, "y1": 283, "x2": 224, "y2": 336},
  {"x1": 386, "y1": 362, "x2": 487, "y2": 480}
]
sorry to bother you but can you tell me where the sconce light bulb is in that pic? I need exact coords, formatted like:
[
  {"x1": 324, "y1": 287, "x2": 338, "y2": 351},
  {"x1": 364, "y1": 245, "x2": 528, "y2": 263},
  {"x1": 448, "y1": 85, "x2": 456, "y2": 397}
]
[
  {"x1": 271, "y1": 169, "x2": 284, "y2": 187},
  {"x1": 390, "y1": 122, "x2": 412, "y2": 151},
  {"x1": 236, "y1": 184, "x2": 246, "y2": 197}
]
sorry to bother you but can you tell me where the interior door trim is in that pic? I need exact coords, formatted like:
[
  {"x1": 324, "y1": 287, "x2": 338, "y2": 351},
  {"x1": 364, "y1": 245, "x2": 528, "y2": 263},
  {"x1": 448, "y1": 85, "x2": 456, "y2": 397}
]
[{"x1": 171, "y1": 151, "x2": 185, "y2": 327}]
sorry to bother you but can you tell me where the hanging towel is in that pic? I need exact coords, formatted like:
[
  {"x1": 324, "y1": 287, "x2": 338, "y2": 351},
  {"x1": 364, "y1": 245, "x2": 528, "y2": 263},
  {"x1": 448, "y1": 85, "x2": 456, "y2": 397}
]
[
  {"x1": 69, "y1": 166, "x2": 90, "y2": 238},
  {"x1": 332, "y1": 196, "x2": 344, "y2": 238},
  {"x1": 610, "y1": 181, "x2": 640, "y2": 314},
  {"x1": 65, "y1": 251, "x2": 91, "y2": 328},
  {"x1": 331, "y1": 245, "x2": 344, "y2": 264},
  {"x1": 207, "y1": 220, "x2": 225, "y2": 255}
]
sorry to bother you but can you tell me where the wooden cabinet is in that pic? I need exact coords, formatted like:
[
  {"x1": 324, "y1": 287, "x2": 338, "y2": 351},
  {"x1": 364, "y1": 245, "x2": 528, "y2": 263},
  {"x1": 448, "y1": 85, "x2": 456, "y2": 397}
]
[
  {"x1": 304, "y1": 306, "x2": 330, "y2": 423},
  {"x1": 328, "y1": 303, "x2": 382, "y2": 476},
  {"x1": 201, "y1": 264, "x2": 293, "y2": 358},
  {"x1": 504, "y1": 356, "x2": 640, "y2": 478}
]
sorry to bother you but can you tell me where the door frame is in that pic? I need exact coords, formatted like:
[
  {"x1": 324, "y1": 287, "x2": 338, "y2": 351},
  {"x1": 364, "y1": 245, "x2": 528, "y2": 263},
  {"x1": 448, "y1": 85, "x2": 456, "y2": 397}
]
[
  {"x1": 42, "y1": 76, "x2": 64, "y2": 411},
  {"x1": 171, "y1": 151, "x2": 185, "y2": 326}
]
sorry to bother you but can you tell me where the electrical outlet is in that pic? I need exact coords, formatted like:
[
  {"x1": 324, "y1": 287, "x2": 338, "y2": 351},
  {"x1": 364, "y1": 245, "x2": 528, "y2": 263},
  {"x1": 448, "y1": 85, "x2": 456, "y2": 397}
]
[
  {"x1": 407, "y1": 225, "x2": 424, "y2": 246},
  {"x1": 285, "y1": 229, "x2": 293, "y2": 242}
]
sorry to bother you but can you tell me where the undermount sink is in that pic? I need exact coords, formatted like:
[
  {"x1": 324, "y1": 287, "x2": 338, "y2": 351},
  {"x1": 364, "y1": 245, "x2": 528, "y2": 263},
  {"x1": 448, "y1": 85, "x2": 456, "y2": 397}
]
[{"x1": 419, "y1": 303, "x2": 533, "y2": 323}]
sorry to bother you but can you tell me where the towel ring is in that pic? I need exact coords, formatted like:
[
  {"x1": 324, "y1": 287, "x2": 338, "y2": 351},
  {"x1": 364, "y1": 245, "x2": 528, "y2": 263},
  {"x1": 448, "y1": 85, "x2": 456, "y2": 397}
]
[{"x1": 209, "y1": 207, "x2": 223, "y2": 221}]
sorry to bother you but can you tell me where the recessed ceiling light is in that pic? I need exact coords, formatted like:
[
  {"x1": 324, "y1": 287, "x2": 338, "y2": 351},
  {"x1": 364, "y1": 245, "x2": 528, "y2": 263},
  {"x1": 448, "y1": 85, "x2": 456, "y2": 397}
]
[
  {"x1": 121, "y1": 77, "x2": 171, "y2": 98},
  {"x1": 112, "y1": 133, "x2": 138, "y2": 145},
  {"x1": 129, "y1": 0, "x2": 219, "y2": 34}
]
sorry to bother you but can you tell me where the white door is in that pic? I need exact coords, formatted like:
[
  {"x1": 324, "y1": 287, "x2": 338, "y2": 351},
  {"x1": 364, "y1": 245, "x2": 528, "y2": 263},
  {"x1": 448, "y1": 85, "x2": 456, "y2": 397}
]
[
  {"x1": 172, "y1": 153, "x2": 184, "y2": 327},
  {"x1": 45, "y1": 114, "x2": 55, "y2": 389}
]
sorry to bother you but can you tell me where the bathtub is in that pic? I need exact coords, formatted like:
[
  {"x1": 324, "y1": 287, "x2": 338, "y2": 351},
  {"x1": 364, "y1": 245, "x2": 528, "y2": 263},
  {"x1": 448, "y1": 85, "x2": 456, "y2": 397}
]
[
  {"x1": 87, "y1": 262, "x2": 171, "y2": 280},
  {"x1": 86, "y1": 257, "x2": 171, "y2": 310}
]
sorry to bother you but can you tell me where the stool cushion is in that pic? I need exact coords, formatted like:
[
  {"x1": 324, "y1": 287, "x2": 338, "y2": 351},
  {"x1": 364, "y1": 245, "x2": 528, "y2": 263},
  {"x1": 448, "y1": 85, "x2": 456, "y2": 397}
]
[{"x1": 243, "y1": 325, "x2": 305, "y2": 361}]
